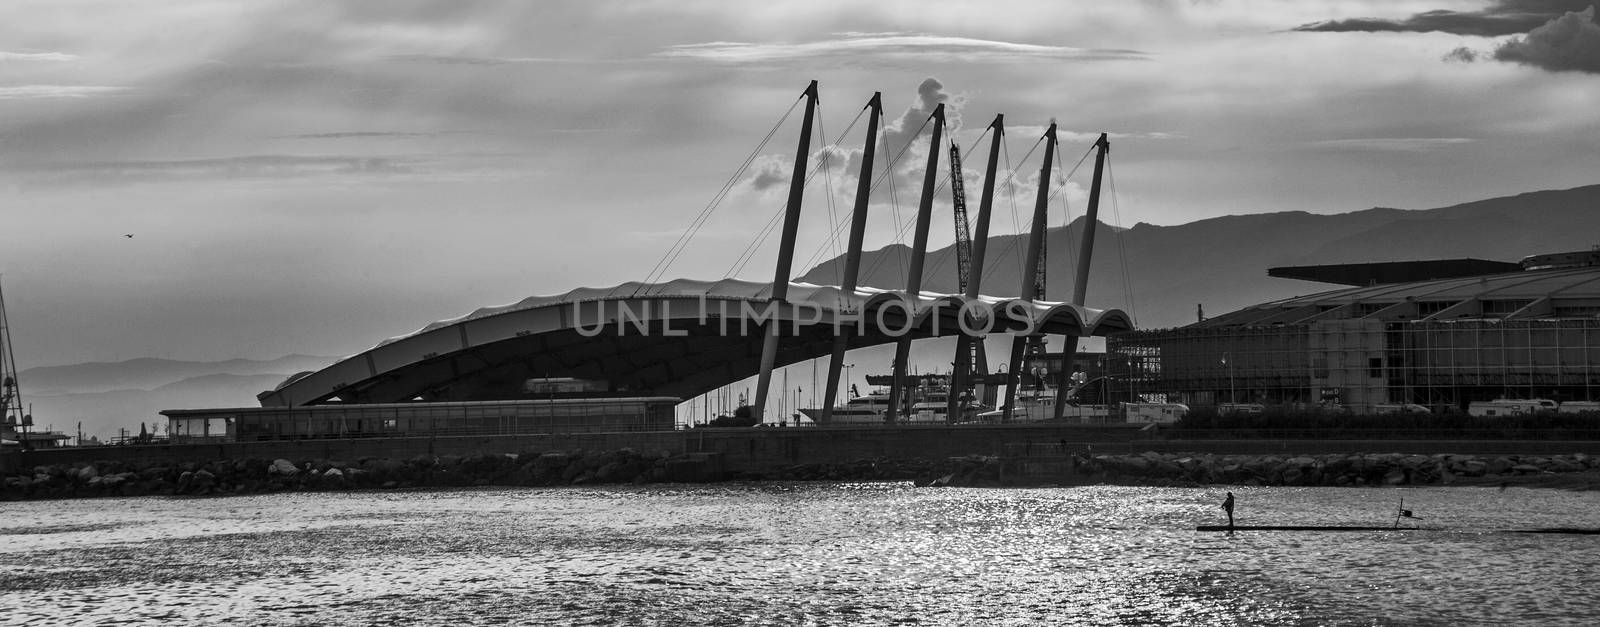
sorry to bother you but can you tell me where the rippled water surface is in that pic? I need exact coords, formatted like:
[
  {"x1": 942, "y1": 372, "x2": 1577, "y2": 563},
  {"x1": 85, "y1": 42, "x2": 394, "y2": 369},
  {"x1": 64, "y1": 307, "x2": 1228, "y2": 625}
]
[{"x1": 3, "y1": 484, "x2": 1598, "y2": 625}]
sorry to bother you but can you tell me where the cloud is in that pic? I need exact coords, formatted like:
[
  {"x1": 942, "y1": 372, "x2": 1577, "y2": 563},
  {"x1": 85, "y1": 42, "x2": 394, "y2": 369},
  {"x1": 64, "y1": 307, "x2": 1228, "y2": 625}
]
[
  {"x1": 1031, "y1": 129, "x2": 1184, "y2": 144},
  {"x1": 658, "y1": 33, "x2": 1146, "y2": 63},
  {"x1": 746, "y1": 154, "x2": 792, "y2": 191},
  {"x1": 883, "y1": 77, "x2": 961, "y2": 156},
  {"x1": 1443, "y1": 46, "x2": 1481, "y2": 62},
  {"x1": 1293, "y1": 1, "x2": 1594, "y2": 36},
  {"x1": 1493, "y1": 6, "x2": 1600, "y2": 73},
  {"x1": 0, "y1": 51, "x2": 78, "y2": 61},
  {"x1": 1308, "y1": 138, "x2": 1475, "y2": 152},
  {"x1": 382, "y1": 54, "x2": 585, "y2": 65},
  {"x1": 283, "y1": 131, "x2": 440, "y2": 140},
  {"x1": 0, "y1": 85, "x2": 122, "y2": 99},
  {"x1": 7, "y1": 155, "x2": 421, "y2": 186}
]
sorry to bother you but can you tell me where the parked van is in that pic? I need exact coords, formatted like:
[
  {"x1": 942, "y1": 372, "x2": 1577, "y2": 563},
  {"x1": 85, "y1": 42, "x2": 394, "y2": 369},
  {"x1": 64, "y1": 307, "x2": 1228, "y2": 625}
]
[
  {"x1": 1467, "y1": 398, "x2": 1558, "y2": 417},
  {"x1": 1124, "y1": 402, "x2": 1189, "y2": 424}
]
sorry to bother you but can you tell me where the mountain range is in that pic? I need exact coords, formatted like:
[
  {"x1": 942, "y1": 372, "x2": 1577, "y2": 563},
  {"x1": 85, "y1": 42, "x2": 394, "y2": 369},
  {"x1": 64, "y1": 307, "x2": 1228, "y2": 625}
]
[
  {"x1": 799, "y1": 183, "x2": 1600, "y2": 330},
  {"x1": 18, "y1": 355, "x2": 334, "y2": 441},
  {"x1": 18, "y1": 183, "x2": 1600, "y2": 438}
]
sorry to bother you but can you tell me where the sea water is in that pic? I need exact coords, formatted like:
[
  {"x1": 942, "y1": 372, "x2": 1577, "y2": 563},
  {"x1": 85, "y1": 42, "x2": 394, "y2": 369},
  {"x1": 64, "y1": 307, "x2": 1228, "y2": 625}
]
[{"x1": 2, "y1": 484, "x2": 1597, "y2": 625}]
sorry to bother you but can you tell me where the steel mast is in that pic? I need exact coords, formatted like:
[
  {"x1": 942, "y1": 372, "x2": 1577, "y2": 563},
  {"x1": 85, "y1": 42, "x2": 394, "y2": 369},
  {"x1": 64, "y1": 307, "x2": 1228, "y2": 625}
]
[
  {"x1": 753, "y1": 80, "x2": 819, "y2": 423},
  {"x1": 946, "y1": 115, "x2": 1004, "y2": 422},
  {"x1": 1052, "y1": 133, "x2": 1111, "y2": 416},
  {"x1": 885, "y1": 103, "x2": 945, "y2": 424},
  {"x1": 820, "y1": 92, "x2": 883, "y2": 423},
  {"x1": 1002, "y1": 123, "x2": 1057, "y2": 422}
]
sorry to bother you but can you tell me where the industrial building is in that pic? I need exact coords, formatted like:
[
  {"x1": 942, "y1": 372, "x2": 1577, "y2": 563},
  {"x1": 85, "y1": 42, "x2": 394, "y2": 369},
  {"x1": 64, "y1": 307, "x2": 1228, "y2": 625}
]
[{"x1": 1108, "y1": 250, "x2": 1600, "y2": 414}]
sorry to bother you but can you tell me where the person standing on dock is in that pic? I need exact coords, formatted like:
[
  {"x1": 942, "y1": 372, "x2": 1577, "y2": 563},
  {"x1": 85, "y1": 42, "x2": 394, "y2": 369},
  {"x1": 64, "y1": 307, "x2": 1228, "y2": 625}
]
[{"x1": 1222, "y1": 492, "x2": 1235, "y2": 529}]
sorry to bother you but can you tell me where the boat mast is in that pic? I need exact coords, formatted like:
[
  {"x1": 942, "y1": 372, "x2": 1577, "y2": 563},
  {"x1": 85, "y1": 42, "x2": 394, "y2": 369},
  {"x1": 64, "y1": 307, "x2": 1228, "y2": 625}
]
[
  {"x1": 753, "y1": 80, "x2": 819, "y2": 422},
  {"x1": 0, "y1": 277, "x2": 26, "y2": 439},
  {"x1": 885, "y1": 103, "x2": 945, "y2": 424},
  {"x1": 821, "y1": 93, "x2": 883, "y2": 423}
]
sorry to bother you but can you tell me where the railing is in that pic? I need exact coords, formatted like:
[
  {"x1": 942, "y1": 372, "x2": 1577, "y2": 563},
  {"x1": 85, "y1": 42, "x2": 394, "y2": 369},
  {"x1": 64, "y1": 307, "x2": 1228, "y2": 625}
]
[
  {"x1": 1156, "y1": 427, "x2": 1600, "y2": 441},
  {"x1": 236, "y1": 421, "x2": 675, "y2": 442}
]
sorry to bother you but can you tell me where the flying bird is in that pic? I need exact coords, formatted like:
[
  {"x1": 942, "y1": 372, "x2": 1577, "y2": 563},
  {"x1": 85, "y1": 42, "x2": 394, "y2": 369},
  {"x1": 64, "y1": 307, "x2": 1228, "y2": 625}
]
[{"x1": 124, "y1": 234, "x2": 133, "y2": 238}]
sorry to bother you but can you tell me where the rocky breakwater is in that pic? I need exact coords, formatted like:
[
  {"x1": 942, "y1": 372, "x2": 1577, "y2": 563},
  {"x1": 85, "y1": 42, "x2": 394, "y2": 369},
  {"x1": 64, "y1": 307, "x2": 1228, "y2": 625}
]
[
  {"x1": 0, "y1": 449, "x2": 728, "y2": 500},
  {"x1": 1072, "y1": 452, "x2": 1600, "y2": 488}
]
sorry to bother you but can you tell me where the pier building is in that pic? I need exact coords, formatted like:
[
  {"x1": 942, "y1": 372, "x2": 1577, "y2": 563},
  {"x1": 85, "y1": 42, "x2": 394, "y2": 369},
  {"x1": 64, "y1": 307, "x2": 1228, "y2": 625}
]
[{"x1": 1110, "y1": 250, "x2": 1600, "y2": 413}]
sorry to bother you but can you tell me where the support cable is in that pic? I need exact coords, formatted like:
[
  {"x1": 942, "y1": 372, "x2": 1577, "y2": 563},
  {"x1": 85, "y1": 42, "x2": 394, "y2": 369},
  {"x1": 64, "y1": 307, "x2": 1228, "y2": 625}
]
[
  {"x1": 917, "y1": 129, "x2": 995, "y2": 287},
  {"x1": 977, "y1": 134, "x2": 1045, "y2": 289},
  {"x1": 1107, "y1": 157, "x2": 1139, "y2": 326},
  {"x1": 805, "y1": 112, "x2": 935, "y2": 286},
  {"x1": 722, "y1": 106, "x2": 866, "y2": 280},
  {"x1": 977, "y1": 139, "x2": 1093, "y2": 291},
  {"x1": 632, "y1": 95, "x2": 803, "y2": 295},
  {"x1": 815, "y1": 105, "x2": 842, "y2": 286}
]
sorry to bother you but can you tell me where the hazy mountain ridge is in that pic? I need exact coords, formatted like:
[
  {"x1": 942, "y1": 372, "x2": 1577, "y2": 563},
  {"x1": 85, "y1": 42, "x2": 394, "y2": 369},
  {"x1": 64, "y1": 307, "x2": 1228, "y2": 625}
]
[
  {"x1": 20, "y1": 354, "x2": 335, "y2": 395},
  {"x1": 26, "y1": 373, "x2": 290, "y2": 440},
  {"x1": 799, "y1": 183, "x2": 1600, "y2": 330}
]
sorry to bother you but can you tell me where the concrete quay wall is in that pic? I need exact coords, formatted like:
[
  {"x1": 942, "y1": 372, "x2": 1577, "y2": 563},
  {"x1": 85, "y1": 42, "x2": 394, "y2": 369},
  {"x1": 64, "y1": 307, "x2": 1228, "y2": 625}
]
[{"x1": 9, "y1": 426, "x2": 1600, "y2": 475}]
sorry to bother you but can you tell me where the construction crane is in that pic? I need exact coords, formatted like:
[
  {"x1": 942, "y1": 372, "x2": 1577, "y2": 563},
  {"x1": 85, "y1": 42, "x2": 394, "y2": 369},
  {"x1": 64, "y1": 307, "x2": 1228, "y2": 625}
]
[
  {"x1": 948, "y1": 143, "x2": 988, "y2": 404},
  {"x1": 950, "y1": 143, "x2": 974, "y2": 304}
]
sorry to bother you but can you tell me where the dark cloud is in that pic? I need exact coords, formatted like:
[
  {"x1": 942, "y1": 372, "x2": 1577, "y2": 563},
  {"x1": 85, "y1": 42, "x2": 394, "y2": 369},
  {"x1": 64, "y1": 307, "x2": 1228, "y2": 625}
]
[
  {"x1": 882, "y1": 77, "x2": 961, "y2": 161},
  {"x1": 1294, "y1": 1, "x2": 1594, "y2": 36},
  {"x1": 1493, "y1": 6, "x2": 1600, "y2": 73},
  {"x1": 1443, "y1": 46, "x2": 1481, "y2": 62}
]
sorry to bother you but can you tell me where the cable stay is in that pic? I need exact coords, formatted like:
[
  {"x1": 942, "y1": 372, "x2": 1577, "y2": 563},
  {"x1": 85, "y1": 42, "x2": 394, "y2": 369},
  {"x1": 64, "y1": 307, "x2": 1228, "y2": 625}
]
[
  {"x1": 1106, "y1": 156, "x2": 1138, "y2": 326},
  {"x1": 977, "y1": 139, "x2": 1095, "y2": 291},
  {"x1": 628, "y1": 93, "x2": 805, "y2": 296},
  {"x1": 793, "y1": 110, "x2": 948, "y2": 287},
  {"x1": 720, "y1": 103, "x2": 867, "y2": 280}
]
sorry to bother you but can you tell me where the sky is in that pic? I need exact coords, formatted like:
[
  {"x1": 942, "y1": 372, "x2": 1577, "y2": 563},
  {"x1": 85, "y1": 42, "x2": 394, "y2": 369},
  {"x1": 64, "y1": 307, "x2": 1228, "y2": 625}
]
[{"x1": 1, "y1": 0, "x2": 1598, "y2": 368}]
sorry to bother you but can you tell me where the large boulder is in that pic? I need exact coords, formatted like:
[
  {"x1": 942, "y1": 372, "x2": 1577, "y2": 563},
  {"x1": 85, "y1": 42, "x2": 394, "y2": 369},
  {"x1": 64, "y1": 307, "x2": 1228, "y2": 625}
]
[
  {"x1": 268, "y1": 459, "x2": 299, "y2": 476},
  {"x1": 1485, "y1": 457, "x2": 1514, "y2": 475}
]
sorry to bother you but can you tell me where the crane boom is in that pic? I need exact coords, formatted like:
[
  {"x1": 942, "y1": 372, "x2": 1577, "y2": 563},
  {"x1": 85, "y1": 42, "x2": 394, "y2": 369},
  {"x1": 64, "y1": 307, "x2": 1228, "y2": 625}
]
[
  {"x1": 949, "y1": 143, "x2": 973, "y2": 294},
  {"x1": 948, "y1": 141, "x2": 990, "y2": 405}
]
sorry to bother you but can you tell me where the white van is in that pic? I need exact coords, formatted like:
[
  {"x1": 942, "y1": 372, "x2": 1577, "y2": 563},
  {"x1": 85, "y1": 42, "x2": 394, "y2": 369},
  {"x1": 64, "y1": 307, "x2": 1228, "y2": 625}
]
[
  {"x1": 1124, "y1": 402, "x2": 1189, "y2": 424},
  {"x1": 1557, "y1": 401, "x2": 1600, "y2": 414},
  {"x1": 1467, "y1": 398, "x2": 1558, "y2": 417}
]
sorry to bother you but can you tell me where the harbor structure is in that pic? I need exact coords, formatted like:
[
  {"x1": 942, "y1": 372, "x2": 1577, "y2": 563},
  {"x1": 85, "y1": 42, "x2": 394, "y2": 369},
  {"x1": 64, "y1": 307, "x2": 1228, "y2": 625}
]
[
  {"x1": 160, "y1": 82, "x2": 1132, "y2": 439},
  {"x1": 1110, "y1": 250, "x2": 1600, "y2": 413}
]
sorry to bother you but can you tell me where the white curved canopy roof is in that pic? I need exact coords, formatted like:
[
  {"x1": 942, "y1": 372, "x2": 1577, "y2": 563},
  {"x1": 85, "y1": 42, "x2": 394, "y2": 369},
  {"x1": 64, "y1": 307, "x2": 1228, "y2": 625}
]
[{"x1": 261, "y1": 278, "x2": 1132, "y2": 407}]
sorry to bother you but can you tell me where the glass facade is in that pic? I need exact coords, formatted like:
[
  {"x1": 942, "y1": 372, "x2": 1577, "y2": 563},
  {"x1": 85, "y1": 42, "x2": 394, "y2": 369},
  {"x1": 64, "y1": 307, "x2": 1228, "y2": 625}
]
[
  {"x1": 167, "y1": 397, "x2": 680, "y2": 443},
  {"x1": 1110, "y1": 319, "x2": 1600, "y2": 413}
]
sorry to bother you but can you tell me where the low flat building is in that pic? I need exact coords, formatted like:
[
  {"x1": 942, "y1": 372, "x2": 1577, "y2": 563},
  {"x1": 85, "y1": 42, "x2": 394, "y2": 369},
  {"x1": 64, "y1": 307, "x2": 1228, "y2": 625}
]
[{"x1": 163, "y1": 396, "x2": 680, "y2": 444}]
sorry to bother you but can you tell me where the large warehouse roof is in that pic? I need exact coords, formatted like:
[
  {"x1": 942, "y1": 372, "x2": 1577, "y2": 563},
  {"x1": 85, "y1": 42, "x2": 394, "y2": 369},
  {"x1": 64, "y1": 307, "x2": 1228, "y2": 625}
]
[{"x1": 1196, "y1": 260, "x2": 1600, "y2": 329}]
